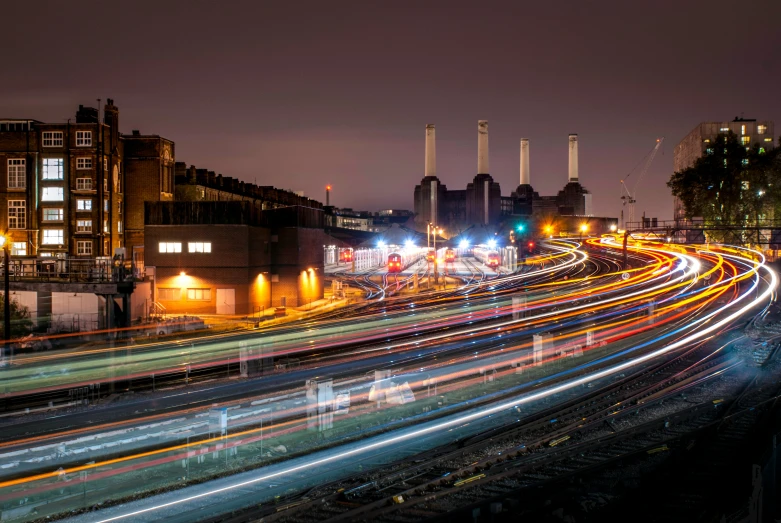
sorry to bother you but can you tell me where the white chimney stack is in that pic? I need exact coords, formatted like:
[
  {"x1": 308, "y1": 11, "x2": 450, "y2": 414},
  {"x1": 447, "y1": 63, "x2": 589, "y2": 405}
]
[
  {"x1": 520, "y1": 138, "x2": 530, "y2": 185},
  {"x1": 425, "y1": 124, "x2": 436, "y2": 177},
  {"x1": 477, "y1": 120, "x2": 489, "y2": 173},
  {"x1": 568, "y1": 134, "x2": 579, "y2": 182}
]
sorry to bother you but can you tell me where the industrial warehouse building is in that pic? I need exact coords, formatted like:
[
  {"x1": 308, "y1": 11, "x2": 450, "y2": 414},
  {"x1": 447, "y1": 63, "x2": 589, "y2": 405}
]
[
  {"x1": 414, "y1": 121, "x2": 596, "y2": 234},
  {"x1": 144, "y1": 201, "x2": 326, "y2": 315}
]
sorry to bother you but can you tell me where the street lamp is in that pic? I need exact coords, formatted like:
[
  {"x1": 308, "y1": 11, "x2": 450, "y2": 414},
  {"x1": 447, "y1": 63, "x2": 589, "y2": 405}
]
[{"x1": 0, "y1": 235, "x2": 10, "y2": 342}]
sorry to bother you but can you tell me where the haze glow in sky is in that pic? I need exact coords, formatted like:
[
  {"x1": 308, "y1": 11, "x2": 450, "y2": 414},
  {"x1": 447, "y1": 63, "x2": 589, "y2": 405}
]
[{"x1": 3, "y1": 0, "x2": 780, "y2": 220}]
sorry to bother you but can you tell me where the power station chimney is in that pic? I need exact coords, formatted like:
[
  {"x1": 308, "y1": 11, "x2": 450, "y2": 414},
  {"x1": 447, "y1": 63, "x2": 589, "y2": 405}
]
[
  {"x1": 568, "y1": 134, "x2": 579, "y2": 182},
  {"x1": 425, "y1": 124, "x2": 436, "y2": 177},
  {"x1": 326, "y1": 185, "x2": 331, "y2": 206},
  {"x1": 477, "y1": 120, "x2": 489, "y2": 174},
  {"x1": 520, "y1": 138, "x2": 530, "y2": 185}
]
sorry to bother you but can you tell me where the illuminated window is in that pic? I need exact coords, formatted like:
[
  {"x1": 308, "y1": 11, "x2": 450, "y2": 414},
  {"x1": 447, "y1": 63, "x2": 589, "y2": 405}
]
[
  {"x1": 706, "y1": 148, "x2": 713, "y2": 155},
  {"x1": 765, "y1": 138, "x2": 773, "y2": 142},
  {"x1": 7, "y1": 159, "x2": 25, "y2": 188},
  {"x1": 43, "y1": 208, "x2": 63, "y2": 221},
  {"x1": 42, "y1": 158, "x2": 63, "y2": 180},
  {"x1": 76, "y1": 131, "x2": 92, "y2": 146},
  {"x1": 758, "y1": 125, "x2": 767, "y2": 135},
  {"x1": 741, "y1": 124, "x2": 746, "y2": 135},
  {"x1": 76, "y1": 219, "x2": 92, "y2": 233},
  {"x1": 42, "y1": 131, "x2": 63, "y2": 147},
  {"x1": 719, "y1": 127, "x2": 729, "y2": 132},
  {"x1": 42, "y1": 229, "x2": 63, "y2": 244},
  {"x1": 703, "y1": 139, "x2": 710, "y2": 143},
  {"x1": 77, "y1": 157, "x2": 92, "y2": 170},
  {"x1": 159, "y1": 242, "x2": 182, "y2": 253},
  {"x1": 104, "y1": 199, "x2": 109, "y2": 212},
  {"x1": 742, "y1": 181, "x2": 750, "y2": 190},
  {"x1": 103, "y1": 219, "x2": 108, "y2": 233},
  {"x1": 740, "y1": 136, "x2": 750, "y2": 145},
  {"x1": 187, "y1": 288, "x2": 211, "y2": 301},
  {"x1": 76, "y1": 199, "x2": 92, "y2": 211},
  {"x1": 104, "y1": 177, "x2": 108, "y2": 192},
  {"x1": 77, "y1": 240, "x2": 92, "y2": 256},
  {"x1": 76, "y1": 178, "x2": 93, "y2": 190},
  {"x1": 12, "y1": 242, "x2": 26, "y2": 256},
  {"x1": 157, "y1": 288, "x2": 179, "y2": 300},
  {"x1": 742, "y1": 159, "x2": 749, "y2": 166},
  {"x1": 104, "y1": 158, "x2": 108, "y2": 171},
  {"x1": 8, "y1": 200, "x2": 25, "y2": 229},
  {"x1": 188, "y1": 242, "x2": 212, "y2": 253},
  {"x1": 42, "y1": 187, "x2": 63, "y2": 201},
  {"x1": 117, "y1": 220, "x2": 122, "y2": 233}
]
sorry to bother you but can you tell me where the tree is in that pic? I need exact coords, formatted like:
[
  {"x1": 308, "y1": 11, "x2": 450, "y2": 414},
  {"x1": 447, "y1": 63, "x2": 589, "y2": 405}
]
[
  {"x1": 0, "y1": 296, "x2": 33, "y2": 338},
  {"x1": 668, "y1": 132, "x2": 781, "y2": 238}
]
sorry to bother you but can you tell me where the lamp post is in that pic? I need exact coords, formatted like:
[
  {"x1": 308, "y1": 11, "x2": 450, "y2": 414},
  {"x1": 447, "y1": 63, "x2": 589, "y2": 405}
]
[
  {"x1": 426, "y1": 223, "x2": 431, "y2": 289},
  {"x1": 0, "y1": 236, "x2": 10, "y2": 342}
]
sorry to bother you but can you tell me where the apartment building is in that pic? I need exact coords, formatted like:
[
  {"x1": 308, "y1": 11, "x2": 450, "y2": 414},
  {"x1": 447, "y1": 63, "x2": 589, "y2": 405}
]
[
  {"x1": 0, "y1": 100, "x2": 173, "y2": 261},
  {"x1": 673, "y1": 118, "x2": 775, "y2": 222}
]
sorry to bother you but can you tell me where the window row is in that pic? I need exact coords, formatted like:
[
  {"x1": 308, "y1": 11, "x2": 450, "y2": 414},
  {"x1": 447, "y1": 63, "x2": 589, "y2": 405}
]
[
  {"x1": 42, "y1": 131, "x2": 92, "y2": 147},
  {"x1": 7, "y1": 158, "x2": 119, "y2": 188},
  {"x1": 157, "y1": 288, "x2": 212, "y2": 301},
  {"x1": 158, "y1": 242, "x2": 213, "y2": 253}
]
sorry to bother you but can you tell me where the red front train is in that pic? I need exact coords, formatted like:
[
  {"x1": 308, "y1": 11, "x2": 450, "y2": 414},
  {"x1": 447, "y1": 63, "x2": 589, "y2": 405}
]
[
  {"x1": 388, "y1": 253, "x2": 403, "y2": 273},
  {"x1": 486, "y1": 252, "x2": 500, "y2": 268},
  {"x1": 339, "y1": 249, "x2": 353, "y2": 263},
  {"x1": 445, "y1": 249, "x2": 456, "y2": 262}
]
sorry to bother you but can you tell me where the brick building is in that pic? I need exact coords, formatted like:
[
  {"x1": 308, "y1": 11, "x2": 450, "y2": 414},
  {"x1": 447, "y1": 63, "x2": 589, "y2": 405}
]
[
  {"x1": 174, "y1": 162, "x2": 320, "y2": 210},
  {"x1": 144, "y1": 202, "x2": 326, "y2": 314},
  {"x1": 0, "y1": 100, "x2": 173, "y2": 261}
]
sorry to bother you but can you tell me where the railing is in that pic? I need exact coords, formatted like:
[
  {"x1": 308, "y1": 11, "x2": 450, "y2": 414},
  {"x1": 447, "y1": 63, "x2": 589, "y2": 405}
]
[{"x1": 1, "y1": 257, "x2": 137, "y2": 284}]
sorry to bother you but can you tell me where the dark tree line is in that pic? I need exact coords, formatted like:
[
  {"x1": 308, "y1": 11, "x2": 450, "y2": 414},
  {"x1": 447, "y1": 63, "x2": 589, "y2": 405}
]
[{"x1": 668, "y1": 132, "x2": 781, "y2": 226}]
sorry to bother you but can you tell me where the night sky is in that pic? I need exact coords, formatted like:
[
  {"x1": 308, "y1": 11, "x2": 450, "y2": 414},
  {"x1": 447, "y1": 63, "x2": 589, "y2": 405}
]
[{"x1": 4, "y1": 0, "x2": 780, "y2": 221}]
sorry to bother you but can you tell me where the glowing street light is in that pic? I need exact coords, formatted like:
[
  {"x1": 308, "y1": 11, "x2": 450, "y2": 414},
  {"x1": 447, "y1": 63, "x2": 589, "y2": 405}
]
[
  {"x1": 377, "y1": 240, "x2": 386, "y2": 249},
  {"x1": 580, "y1": 224, "x2": 589, "y2": 233},
  {"x1": 610, "y1": 224, "x2": 617, "y2": 232},
  {"x1": 404, "y1": 239, "x2": 415, "y2": 251},
  {"x1": 459, "y1": 239, "x2": 470, "y2": 249},
  {"x1": 487, "y1": 238, "x2": 497, "y2": 249}
]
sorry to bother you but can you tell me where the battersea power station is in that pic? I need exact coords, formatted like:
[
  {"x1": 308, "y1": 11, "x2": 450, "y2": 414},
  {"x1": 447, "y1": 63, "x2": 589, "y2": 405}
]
[{"x1": 413, "y1": 121, "x2": 611, "y2": 236}]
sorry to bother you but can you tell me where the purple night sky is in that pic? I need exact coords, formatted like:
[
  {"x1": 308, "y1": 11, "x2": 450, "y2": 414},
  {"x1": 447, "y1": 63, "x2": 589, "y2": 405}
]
[{"x1": 3, "y1": 0, "x2": 780, "y2": 220}]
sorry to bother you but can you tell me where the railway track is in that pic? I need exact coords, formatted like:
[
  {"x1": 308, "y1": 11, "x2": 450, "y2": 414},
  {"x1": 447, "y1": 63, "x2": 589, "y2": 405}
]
[{"x1": 203, "y1": 326, "x2": 751, "y2": 523}]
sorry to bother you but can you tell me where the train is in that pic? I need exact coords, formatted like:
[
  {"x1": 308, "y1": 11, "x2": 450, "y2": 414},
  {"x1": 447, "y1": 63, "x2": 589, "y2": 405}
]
[
  {"x1": 444, "y1": 249, "x2": 456, "y2": 262},
  {"x1": 388, "y1": 253, "x2": 404, "y2": 272},
  {"x1": 387, "y1": 249, "x2": 425, "y2": 273},
  {"x1": 426, "y1": 250, "x2": 436, "y2": 262},
  {"x1": 473, "y1": 245, "x2": 501, "y2": 269},
  {"x1": 339, "y1": 248, "x2": 353, "y2": 263}
]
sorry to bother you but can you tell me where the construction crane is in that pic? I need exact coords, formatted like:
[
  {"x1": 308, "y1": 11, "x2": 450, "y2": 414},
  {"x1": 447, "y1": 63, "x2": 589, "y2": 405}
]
[{"x1": 620, "y1": 137, "x2": 664, "y2": 229}]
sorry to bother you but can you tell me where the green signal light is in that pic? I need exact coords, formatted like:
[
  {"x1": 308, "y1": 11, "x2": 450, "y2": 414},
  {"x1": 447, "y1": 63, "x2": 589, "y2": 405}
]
[{"x1": 517, "y1": 225, "x2": 525, "y2": 232}]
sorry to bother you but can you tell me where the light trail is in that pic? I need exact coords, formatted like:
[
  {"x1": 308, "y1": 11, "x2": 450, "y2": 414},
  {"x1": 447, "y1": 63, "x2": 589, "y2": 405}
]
[{"x1": 62, "y1": 245, "x2": 775, "y2": 523}]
